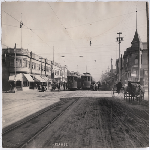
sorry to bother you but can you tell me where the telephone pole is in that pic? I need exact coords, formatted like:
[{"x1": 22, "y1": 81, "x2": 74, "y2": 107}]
[
  {"x1": 116, "y1": 32, "x2": 123, "y2": 81},
  {"x1": 53, "y1": 46, "x2": 54, "y2": 64},
  {"x1": 111, "y1": 58, "x2": 113, "y2": 71},
  {"x1": 20, "y1": 13, "x2": 23, "y2": 49}
]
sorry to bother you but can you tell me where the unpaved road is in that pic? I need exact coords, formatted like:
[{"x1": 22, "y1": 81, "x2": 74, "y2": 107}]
[{"x1": 24, "y1": 97, "x2": 149, "y2": 148}]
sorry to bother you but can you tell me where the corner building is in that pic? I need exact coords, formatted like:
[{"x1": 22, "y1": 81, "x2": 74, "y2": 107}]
[{"x1": 2, "y1": 48, "x2": 67, "y2": 91}]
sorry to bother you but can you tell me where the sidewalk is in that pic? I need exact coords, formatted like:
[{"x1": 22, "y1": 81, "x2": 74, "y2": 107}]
[
  {"x1": 113, "y1": 91, "x2": 149, "y2": 101},
  {"x1": 2, "y1": 90, "x2": 72, "y2": 129}
]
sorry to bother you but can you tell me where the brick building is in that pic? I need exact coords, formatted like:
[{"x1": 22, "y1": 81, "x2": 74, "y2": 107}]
[
  {"x1": 2, "y1": 48, "x2": 68, "y2": 91},
  {"x1": 116, "y1": 29, "x2": 148, "y2": 87}
]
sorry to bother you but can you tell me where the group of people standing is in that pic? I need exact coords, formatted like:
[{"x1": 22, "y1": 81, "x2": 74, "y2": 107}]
[
  {"x1": 91, "y1": 82, "x2": 101, "y2": 91},
  {"x1": 51, "y1": 81, "x2": 68, "y2": 91}
]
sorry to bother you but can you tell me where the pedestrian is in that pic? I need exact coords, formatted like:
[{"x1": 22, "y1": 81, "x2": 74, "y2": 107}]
[
  {"x1": 66, "y1": 82, "x2": 68, "y2": 90},
  {"x1": 98, "y1": 82, "x2": 100, "y2": 90},
  {"x1": 117, "y1": 80, "x2": 122, "y2": 94},
  {"x1": 63, "y1": 82, "x2": 66, "y2": 91},
  {"x1": 10, "y1": 83, "x2": 13, "y2": 91},
  {"x1": 57, "y1": 82, "x2": 60, "y2": 91}
]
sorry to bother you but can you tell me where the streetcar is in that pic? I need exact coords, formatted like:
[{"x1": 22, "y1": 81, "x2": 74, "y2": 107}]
[
  {"x1": 81, "y1": 73, "x2": 92, "y2": 90},
  {"x1": 67, "y1": 74, "x2": 78, "y2": 90}
]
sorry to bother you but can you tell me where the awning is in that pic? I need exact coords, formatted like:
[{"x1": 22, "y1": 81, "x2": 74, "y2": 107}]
[
  {"x1": 24, "y1": 74, "x2": 34, "y2": 82},
  {"x1": 34, "y1": 75, "x2": 45, "y2": 82},
  {"x1": 9, "y1": 74, "x2": 22, "y2": 81},
  {"x1": 54, "y1": 76, "x2": 62, "y2": 79},
  {"x1": 41, "y1": 76, "x2": 51, "y2": 82}
]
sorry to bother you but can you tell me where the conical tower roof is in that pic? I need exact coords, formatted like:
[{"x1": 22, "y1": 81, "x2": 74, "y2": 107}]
[{"x1": 131, "y1": 29, "x2": 142, "y2": 44}]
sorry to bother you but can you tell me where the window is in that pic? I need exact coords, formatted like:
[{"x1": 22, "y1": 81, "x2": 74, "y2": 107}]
[
  {"x1": 9, "y1": 59, "x2": 14, "y2": 67},
  {"x1": 36, "y1": 64, "x2": 39, "y2": 70},
  {"x1": 16, "y1": 58, "x2": 22, "y2": 67},
  {"x1": 81, "y1": 76, "x2": 87, "y2": 81},
  {"x1": 68, "y1": 76, "x2": 73, "y2": 82},
  {"x1": 28, "y1": 61, "x2": 30, "y2": 68},
  {"x1": 74, "y1": 77, "x2": 77, "y2": 81},
  {"x1": 34, "y1": 63, "x2": 36, "y2": 70},
  {"x1": 135, "y1": 59, "x2": 138, "y2": 65},
  {"x1": 22, "y1": 59, "x2": 27, "y2": 67},
  {"x1": 88, "y1": 76, "x2": 91, "y2": 81}
]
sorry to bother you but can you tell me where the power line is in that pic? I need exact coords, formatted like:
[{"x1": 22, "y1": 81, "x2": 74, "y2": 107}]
[
  {"x1": 47, "y1": 2, "x2": 81, "y2": 56},
  {"x1": 65, "y1": 9, "x2": 146, "y2": 29},
  {"x1": 2, "y1": 10, "x2": 51, "y2": 49}
]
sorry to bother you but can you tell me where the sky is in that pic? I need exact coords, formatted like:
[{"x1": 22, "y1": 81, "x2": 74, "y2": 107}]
[{"x1": 1, "y1": 1, "x2": 147, "y2": 81}]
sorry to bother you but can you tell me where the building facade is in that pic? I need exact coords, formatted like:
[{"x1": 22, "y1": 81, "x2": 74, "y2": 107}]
[
  {"x1": 2, "y1": 48, "x2": 68, "y2": 91},
  {"x1": 116, "y1": 30, "x2": 148, "y2": 87}
]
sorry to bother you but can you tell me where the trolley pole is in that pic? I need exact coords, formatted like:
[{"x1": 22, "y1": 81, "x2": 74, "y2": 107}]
[{"x1": 116, "y1": 32, "x2": 123, "y2": 81}]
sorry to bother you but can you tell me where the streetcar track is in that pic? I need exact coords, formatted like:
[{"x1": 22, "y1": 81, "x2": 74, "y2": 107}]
[
  {"x1": 112, "y1": 112, "x2": 148, "y2": 147},
  {"x1": 2, "y1": 97, "x2": 75, "y2": 135},
  {"x1": 111, "y1": 102, "x2": 149, "y2": 147},
  {"x1": 2, "y1": 97, "x2": 79, "y2": 148},
  {"x1": 20, "y1": 97, "x2": 79, "y2": 148},
  {"x1": 112, "y1": 97, "x2": 149, "y2": 124}
]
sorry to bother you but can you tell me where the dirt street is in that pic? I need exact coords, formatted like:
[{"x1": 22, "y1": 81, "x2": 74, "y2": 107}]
[{"x1": 25, "y1": 97, "x2": 149, "y2": 148}]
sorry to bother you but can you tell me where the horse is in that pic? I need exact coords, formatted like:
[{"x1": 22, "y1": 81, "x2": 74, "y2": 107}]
[{"x1": 124, "y1": 82, "x2": 145, "y2": 104}]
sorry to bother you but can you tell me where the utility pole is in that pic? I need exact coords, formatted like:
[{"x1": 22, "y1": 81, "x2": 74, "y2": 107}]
[
  {"x1": 116, "y1": 32, "x2": 123, "y2": 81},
  {"x1": 45, "y1": 59, "x2": 46, "y2": 76},
  {"x1": 20, "y1": 13, "x2": 23, "y2": 49},
  {"x1": 30, "y1": 51, "x2": 32, "y2": 74},
  {"x1": 111, "y1": 58, "x2": 113, "y2": 73},
  {"x1": 14, "y1": 43, "x2": 16, "y2": 90},
  {"x1": 121, "y1": 54, "x2": 122, "y2": 79},
  {"x1": 53, "y1": 46, "x2": 54, "y2": 64},
  {"x1": 146, "y1": 2, "x2": 149, "y2": 86},
  {"x1": 41, "y1": 58, "x2": 43, "y2": 76}
]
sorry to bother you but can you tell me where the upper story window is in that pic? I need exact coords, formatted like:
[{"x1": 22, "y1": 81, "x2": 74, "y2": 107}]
[
  {"x1": 127, "y1": 58, "x2": 128, "y2": 63},
  {"x1": 39, "y1": 64, "x2": 41, "y2": 70},
  {"x1": 9, "y1": 59, "x2": 14, "y2": 67},
  {"x1": 135, "y1": 56, "x2": 138, "y2": 65},
  {"x1": 22, "y1": 58, "x2": 27, "y2": 67},
  {"x1": 16, "y1": 58, "x2": 22, "y2": 67}
]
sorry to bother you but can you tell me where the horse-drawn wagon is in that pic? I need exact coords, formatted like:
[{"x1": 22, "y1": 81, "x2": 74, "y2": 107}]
[{"x1": 124, "y1": 81, "x2": 145, "y2": 104}]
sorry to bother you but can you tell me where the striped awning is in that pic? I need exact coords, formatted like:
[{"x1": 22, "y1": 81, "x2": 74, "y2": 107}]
[
  {"x1": 41, "y1": 76, "x2": 49, "y2": 82},
  {"x1": 34, "y1": 75, "x2": 45, "y2": 82},
  {"x1": 24, "y1": 74, "x2": 34, "y2": 82},
  {"x1": 9, "y1": 74, "x2": 22, "y2": 81}
]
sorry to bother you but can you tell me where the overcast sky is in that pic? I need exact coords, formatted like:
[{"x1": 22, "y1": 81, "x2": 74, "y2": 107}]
[{"x1": 1, "y1": 1, "x2": 147, "y2": 81}]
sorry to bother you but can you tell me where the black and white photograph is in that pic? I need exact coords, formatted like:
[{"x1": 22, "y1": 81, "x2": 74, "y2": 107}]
[{"x1": 1, "y1": 1, "x2": 149, "y2": 148}]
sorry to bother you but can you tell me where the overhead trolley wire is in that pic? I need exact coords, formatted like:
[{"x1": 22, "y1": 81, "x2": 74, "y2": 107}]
[
  {"x1": 2, "y1": 10, "x2": 51, "y2": 50},
  {"x1": 47, "y1": 2, "x2": 80, "y2": 54},
  {"x1": 65, "y1": 8, "x2": 146, "y2": 29}
]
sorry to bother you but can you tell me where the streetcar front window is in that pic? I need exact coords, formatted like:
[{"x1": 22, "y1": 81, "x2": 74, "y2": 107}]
[
  {"x1": 74, "y1": 77, "x2": 77, "y2": 82},
  {"x1": 82, "y1": 76, "x2": 87, "y2": 81},
  {"x1": 68, "y1": 76, "x2": 73, "y2": 82}
]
